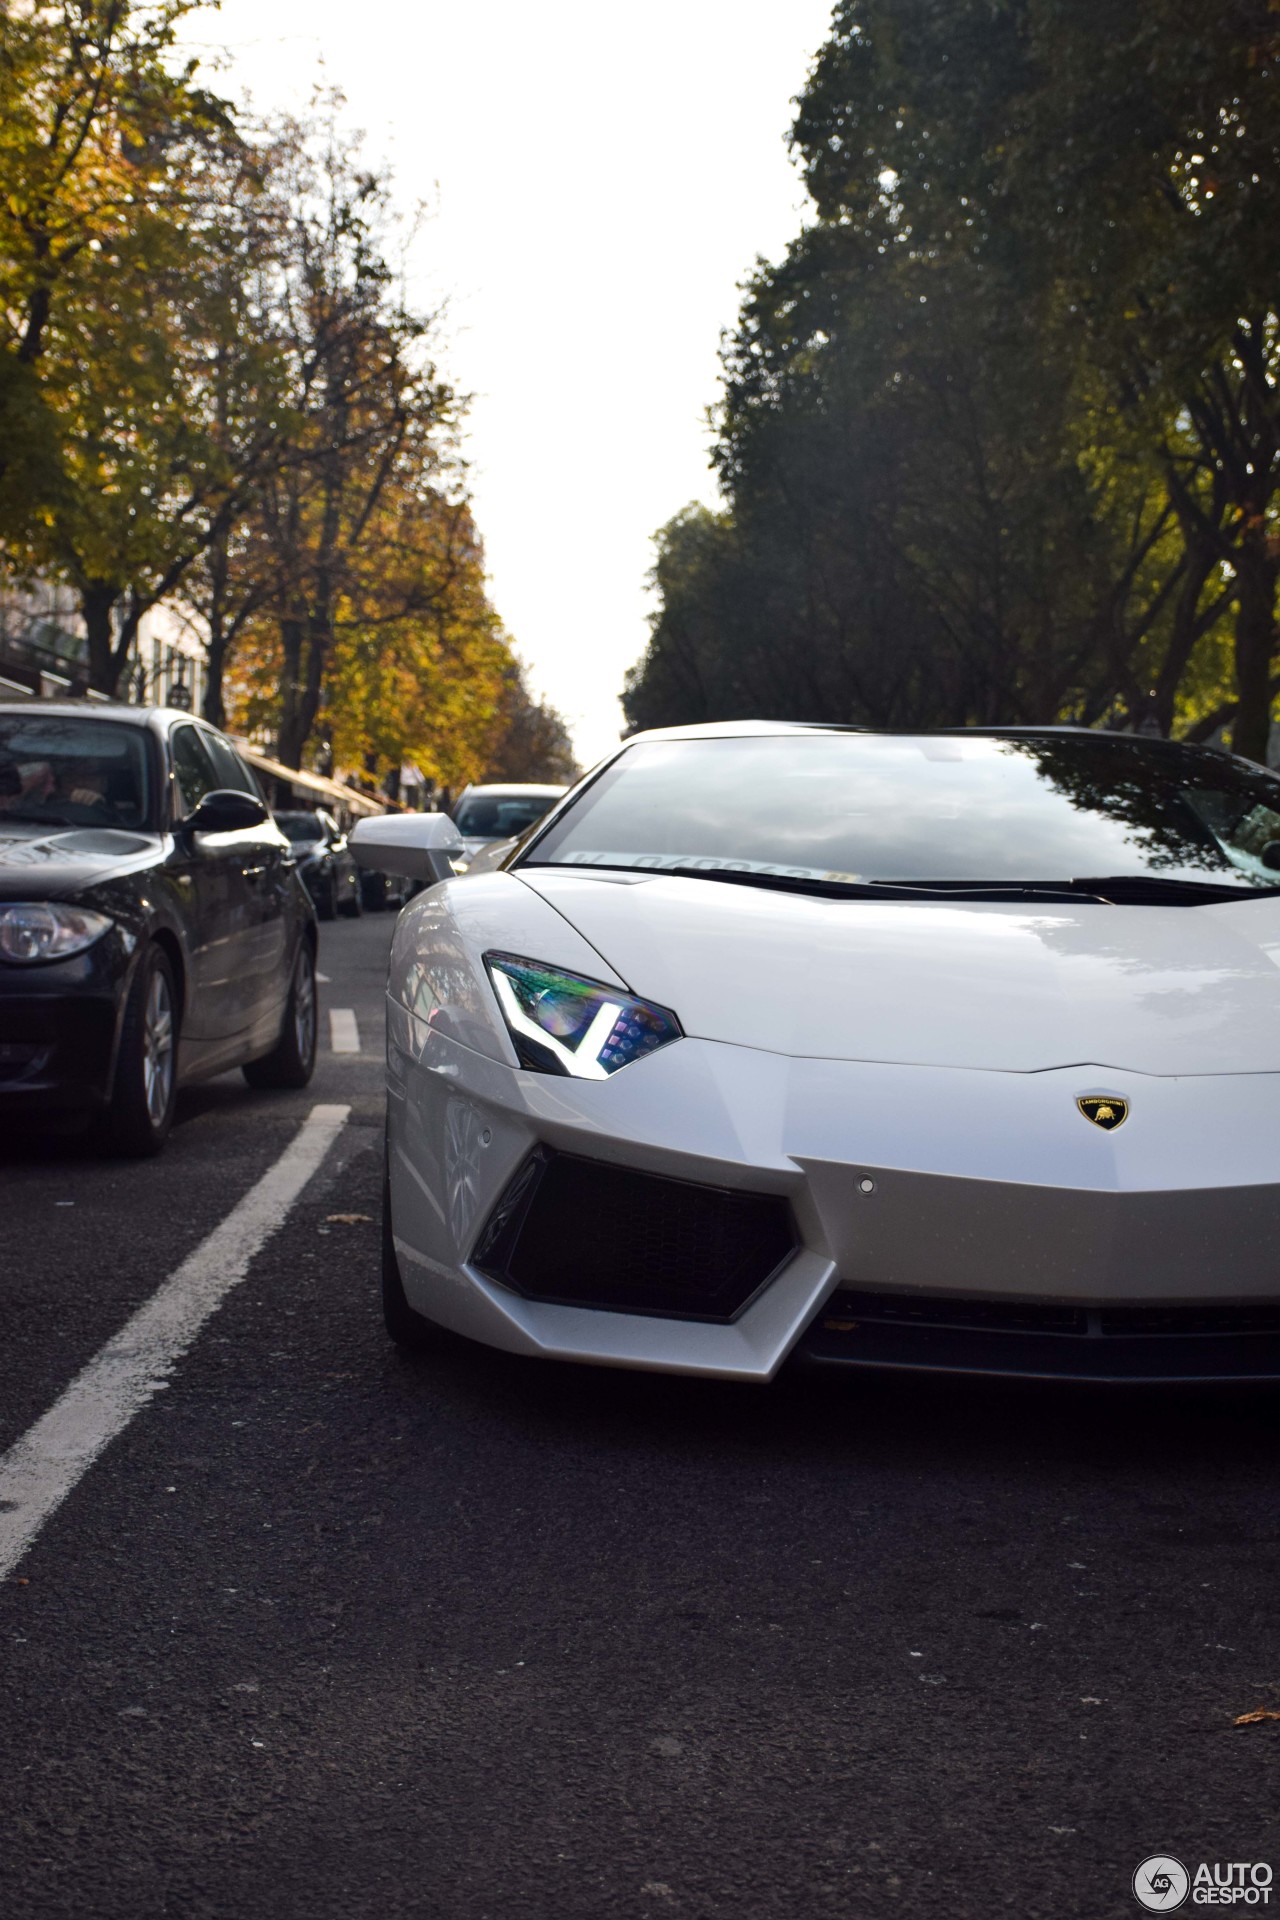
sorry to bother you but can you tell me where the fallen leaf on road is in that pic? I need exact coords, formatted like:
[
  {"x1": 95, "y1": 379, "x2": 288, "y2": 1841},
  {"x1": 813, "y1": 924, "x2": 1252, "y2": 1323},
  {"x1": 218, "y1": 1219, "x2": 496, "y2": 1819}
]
[
  {"x1": 1234, "y1": 1709, "x2": 1280, "y2": 1726},
  {"x1": 325, "y1": 1213, "x2": 372, "y2": 1225}
]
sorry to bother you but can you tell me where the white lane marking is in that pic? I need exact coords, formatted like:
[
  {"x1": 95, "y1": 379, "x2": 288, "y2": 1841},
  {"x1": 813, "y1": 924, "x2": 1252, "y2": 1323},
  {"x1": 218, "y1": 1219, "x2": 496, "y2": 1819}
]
[
  {"x1": 0, "y1": 1103, "x2": 350, "y2": 1581},
  {"x1": 329, "y1": 1008, "x2": 360, "y2": 1053},
  {"x1": 316, "y1": 971, "x2": 332, "y2": 983}
]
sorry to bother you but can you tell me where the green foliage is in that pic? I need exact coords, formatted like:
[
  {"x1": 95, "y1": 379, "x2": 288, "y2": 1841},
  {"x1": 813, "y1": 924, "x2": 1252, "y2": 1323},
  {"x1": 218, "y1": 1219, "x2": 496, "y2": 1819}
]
[
  {"x1": 628, "y1": 1, "x2": 1277, "y2": 757},
  {"x1": 0, "y1": 9, "x2": 531, "y2": 785}
]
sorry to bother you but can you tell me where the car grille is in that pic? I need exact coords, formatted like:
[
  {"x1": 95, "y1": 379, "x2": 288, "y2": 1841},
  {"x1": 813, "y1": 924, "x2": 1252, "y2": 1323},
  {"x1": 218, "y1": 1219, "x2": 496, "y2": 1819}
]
[
  {"x1": 472, "y1": 1147, "x2": 798, "y2": 1321},
  {"x1": 800, "y1": 1289, "x2": 1280, "y2": 1382}
]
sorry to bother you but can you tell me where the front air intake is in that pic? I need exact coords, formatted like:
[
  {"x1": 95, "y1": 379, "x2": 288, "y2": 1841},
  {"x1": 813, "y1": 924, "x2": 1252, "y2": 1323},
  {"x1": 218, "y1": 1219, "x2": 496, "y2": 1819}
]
[{"x1": 472, "y1": 1147, "x2": 798, "y2": 1322}]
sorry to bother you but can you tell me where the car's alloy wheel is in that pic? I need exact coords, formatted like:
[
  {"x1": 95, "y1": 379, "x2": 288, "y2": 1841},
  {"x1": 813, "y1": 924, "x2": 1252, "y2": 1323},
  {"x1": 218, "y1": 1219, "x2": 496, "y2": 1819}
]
[
  {"x1": 142, "y1": 965, "x2": 175, "y2": 1128},
  {"x1": 293, "y1": 942, "x2": 316, "y2": 1061},
  {"x1": 99, "y1": 944, "x2": 179, "y2": 1156},
  {"x1": 242, "y1": 941, "x2": 318, "y2": 1090}
]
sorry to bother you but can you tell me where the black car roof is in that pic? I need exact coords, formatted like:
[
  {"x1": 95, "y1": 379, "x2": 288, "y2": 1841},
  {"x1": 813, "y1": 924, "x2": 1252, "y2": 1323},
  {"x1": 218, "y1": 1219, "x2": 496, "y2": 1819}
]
[{"x1": 0, "y1": 700, "x2": 203, "y2": 732}]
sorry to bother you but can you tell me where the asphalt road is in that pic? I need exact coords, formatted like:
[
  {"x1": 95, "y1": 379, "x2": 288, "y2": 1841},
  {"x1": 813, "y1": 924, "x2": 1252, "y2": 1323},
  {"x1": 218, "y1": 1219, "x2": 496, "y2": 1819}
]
[{"x1": 2, "y1": 909, "x2": 1279, "y2": 1920}]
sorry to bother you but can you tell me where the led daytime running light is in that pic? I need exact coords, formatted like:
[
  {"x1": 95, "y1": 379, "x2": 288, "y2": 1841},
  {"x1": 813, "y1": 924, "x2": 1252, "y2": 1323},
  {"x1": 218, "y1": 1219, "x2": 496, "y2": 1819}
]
[{"x1": 484, "y1": 952, "x2": 681, "y2": 1079}]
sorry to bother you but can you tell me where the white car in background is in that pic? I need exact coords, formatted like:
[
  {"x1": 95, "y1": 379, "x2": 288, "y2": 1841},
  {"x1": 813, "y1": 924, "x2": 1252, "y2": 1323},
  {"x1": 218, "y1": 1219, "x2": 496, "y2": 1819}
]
[
  {"x1": 353, "y1": 722, "x2": 1280, "y2": 1386},
  {"x1": 450, "y1": 783, "x2": 568, "y2": 868}
]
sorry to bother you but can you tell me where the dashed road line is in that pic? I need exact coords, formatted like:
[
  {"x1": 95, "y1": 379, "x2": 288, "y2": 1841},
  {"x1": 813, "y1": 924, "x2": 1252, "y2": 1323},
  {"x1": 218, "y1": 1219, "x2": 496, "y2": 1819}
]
[
  {"x1": 329, "y1": 1008, "x2": 360, "y2": 1053},
  {"x1": 0, "y1": 1102, "x2": 350, "y2": 1581}
]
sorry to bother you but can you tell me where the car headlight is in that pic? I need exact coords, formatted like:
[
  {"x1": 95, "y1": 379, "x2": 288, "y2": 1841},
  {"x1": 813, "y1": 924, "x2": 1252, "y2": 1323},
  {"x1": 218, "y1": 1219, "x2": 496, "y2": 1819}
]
[
  {"x1": 0, "y1": 902, "x2": 113, "y2": 964},
  {"x1": 484, "y1": 951, "x2": 682, "y2": 1079}
]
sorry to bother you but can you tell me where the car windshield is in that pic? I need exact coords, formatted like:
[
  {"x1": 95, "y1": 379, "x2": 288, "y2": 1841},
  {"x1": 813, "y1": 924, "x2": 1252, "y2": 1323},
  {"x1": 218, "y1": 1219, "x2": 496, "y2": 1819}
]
[
  {"x1": 455, "y1": 793, "x2": 559, "y2": 839},
  {"x1": 523, "y1": 732, "x2": 1280, "y2": 895},
  {"x1": 0, "y1": 714, "x2": 151, "y2": 831},
  {"x1": 276, "y1": 812, "x2": 323, "y2": 843}
]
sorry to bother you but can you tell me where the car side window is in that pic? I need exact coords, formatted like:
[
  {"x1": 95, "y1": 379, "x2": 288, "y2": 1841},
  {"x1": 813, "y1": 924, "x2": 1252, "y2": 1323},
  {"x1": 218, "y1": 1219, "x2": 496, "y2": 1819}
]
[
  {"x1": 170, "y1": 724, "x2": 220, "y2": 818},
  {"x1": 203, "y1": 729, "x2": 259, "y2": 798}
]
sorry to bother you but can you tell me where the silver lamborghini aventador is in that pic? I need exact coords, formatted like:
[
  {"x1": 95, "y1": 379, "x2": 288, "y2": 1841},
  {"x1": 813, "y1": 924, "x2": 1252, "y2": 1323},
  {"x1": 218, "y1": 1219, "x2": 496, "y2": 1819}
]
[{"x1": 351, "y1": 723, "x2": 1280, "y2": 1384}]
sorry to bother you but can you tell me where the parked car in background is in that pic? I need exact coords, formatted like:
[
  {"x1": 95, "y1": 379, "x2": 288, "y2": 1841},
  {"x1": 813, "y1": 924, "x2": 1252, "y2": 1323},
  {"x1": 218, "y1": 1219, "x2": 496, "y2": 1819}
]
[
  {"x1": 359, "y1": 861, "x2": 415, "y2": 913},
  {"x1": 451, "y1": 783, "x2": 569, "y2": 868},
  {"x1": 275, "y1": 809, "x2": 362, "y2": 921},
  {"x1": 0, "y1": 701, "x2": 317, "y2": 1155}
]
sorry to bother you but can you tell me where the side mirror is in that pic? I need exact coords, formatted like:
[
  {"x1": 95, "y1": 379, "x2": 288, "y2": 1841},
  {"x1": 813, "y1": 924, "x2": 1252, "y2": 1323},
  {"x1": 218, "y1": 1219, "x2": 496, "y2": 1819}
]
[
  {"x1": 1261, "y1": 841, "x2": 1280, "y2": 873},
  {"x1": 349, "y1": 811, "x2": 464, "y2": 885},
  {"x1": 184, "y1": 788, "x2": 270, "y2": 835}
]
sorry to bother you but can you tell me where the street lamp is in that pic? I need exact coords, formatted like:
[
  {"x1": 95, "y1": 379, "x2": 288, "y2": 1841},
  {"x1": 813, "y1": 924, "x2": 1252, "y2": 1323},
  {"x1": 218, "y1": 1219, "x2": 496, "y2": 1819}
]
[{"x1": 169, "y1": 675, "x2": 192, "y2": 711}]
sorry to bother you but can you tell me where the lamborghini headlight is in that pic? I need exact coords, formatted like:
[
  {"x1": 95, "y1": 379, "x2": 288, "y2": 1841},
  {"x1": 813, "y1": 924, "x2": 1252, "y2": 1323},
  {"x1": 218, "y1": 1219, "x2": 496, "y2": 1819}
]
[
  {"x1": 484, "y1": 951, "x2": 682, "y2": 1079},
  {"x1": 0, "y1": 902, "x2": 112, "y2": 964}
]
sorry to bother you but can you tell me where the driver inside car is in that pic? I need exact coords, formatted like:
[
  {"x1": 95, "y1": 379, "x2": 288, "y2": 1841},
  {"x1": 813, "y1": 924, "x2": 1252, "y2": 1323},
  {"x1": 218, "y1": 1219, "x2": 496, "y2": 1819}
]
[{"x1": 0, "y1": 758, "x2": 55, "y2": 810}]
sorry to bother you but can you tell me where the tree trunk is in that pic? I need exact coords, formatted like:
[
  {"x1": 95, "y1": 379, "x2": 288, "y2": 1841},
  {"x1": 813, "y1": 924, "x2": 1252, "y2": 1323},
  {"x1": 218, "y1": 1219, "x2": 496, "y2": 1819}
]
[
  {"x1": 276, "y1": 616, "x2": 307, "y2": 766},
  {"x1": 201, "y1": 535, "x2": 230, "y2": 728},
  {"x1": 1152, "y1": 547, "x2": 1220, "y2": 737},
  {"x1": 1230, "y1": 539, "x2": 1278, "y2": 764},
  {"x1": 81, "y1": 582, "x2": 120, "y2": 694},
  {"x1": 296, "y1": 611, "x2": 328, "y2": 763}
]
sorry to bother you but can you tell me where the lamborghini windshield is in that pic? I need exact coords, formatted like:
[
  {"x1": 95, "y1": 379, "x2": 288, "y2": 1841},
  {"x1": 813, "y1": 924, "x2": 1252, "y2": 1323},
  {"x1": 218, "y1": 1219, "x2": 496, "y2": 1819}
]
[{"x1": 522, "y1": 732, "x2": 1280, "y2": 895}]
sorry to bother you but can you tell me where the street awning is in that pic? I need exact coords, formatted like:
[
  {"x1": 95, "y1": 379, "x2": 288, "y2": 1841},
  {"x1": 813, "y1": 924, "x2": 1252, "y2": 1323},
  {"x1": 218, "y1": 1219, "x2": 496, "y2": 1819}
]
[{"x1": 236, "y1": 745, "x2": 388, "y2": 817}]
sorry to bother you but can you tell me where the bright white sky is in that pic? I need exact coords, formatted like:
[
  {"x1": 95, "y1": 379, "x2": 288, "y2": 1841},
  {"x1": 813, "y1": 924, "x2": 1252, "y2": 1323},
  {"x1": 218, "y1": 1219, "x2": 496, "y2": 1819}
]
[{"x1": 181, "y1": 1, "x2": 835, "y2": 767}]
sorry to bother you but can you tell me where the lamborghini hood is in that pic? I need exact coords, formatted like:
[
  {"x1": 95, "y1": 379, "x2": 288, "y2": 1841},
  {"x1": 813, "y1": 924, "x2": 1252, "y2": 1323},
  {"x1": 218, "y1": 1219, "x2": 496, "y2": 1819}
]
[{"x1": 516, "y1": 868, "x2": 1280, "y2": 1076}]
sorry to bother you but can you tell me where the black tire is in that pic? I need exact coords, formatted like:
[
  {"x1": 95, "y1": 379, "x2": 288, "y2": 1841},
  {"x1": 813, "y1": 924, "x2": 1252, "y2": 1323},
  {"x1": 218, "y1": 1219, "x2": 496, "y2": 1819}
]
[
  {"x1": 97, "y1": 945, "x2": 178, "y2": 1157},
  {"x1": 382, "y1": 1158, "x2": 439, "y2": 1350},
  {"x1": 242, "y1": 940, "x2": 318, "y2": 1090},
  {"x1": 316, "y1": 874, "x2": 337, "y2": 922}
]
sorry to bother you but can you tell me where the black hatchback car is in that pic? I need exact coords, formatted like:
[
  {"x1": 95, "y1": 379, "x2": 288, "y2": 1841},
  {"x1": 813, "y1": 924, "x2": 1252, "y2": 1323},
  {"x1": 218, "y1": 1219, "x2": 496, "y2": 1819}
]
[
  {"x1": 0, "y1": 701, "x2": 317, "y2": 1154},
  {"x1": 274, "y1": 809, "x2": 362, "y2": 920}
]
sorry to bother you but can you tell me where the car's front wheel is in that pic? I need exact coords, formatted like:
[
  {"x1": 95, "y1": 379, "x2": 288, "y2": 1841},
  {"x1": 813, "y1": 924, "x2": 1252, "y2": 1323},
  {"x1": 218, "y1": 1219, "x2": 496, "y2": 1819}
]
[
  {"x1": 99, "y1": 944, "x2": 178, "y2": 1156},
  {"x1": 242, "y1": 941, "x2": 317, "y2": 1090}
]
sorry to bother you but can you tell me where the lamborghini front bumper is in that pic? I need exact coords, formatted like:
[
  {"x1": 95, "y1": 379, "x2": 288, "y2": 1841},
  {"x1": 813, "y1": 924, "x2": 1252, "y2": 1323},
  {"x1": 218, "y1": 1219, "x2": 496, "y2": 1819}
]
[{"x1": 385, "y1": 1002, "x2": 1280, "y2": 1381}]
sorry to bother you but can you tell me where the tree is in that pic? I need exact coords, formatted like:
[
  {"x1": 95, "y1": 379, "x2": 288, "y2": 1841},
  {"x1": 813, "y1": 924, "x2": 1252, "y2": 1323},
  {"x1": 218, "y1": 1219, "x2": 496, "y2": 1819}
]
[
  {"x1": 41, "y1": 136, "x2": 290, "y2": 691},
  {"x1": 0, "y1": 0, "x2": 227, "y2": 511},
  {"x1": 482, "y1": 662, "x2": 579, "y2": 783},
  {"x1": 792, "y1": 0, "x2": 1280, "y2": 755},
  {"x1": 0, "y1": 3, "x2": 288, "y2": 693},
  {"x1": 221, "y1": 112, "x2": 460, "y2": 769},
  {"x1": 629, "y1": 237, "x2": 1219, "y2": 736},
  {"x1": 631, "y1": 1, "x2": 1270, "y2": 752}
]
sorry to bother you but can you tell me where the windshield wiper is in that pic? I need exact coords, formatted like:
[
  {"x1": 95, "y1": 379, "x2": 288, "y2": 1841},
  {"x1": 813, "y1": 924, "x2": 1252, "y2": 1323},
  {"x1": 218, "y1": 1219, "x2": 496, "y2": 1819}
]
[
  {"x1": 532, "y1": 863, "x2": 1280, "y2": 906},
  {"x1": 540, "y1": 864, "x2": 1105, "y2": 903},
  {"x1": 1068, "y1": 873, "x2": 1280, "y2": 904}
]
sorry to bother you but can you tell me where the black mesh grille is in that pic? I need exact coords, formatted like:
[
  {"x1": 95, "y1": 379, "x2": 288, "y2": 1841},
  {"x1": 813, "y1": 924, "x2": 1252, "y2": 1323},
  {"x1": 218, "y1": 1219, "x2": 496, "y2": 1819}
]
[
  {"x1": 819, "y1": 1290, "x2": 1280, "y2": 1340},
  {"x1": 801, "y1": 1289, "x2": 1280, "y2": 1381},
  {"x1": 473, "y1": 1148, "x2": 798, "y2": 1321},
  {"x1": 826, "y1": 1291, "x2": 1087, "y2": 1335}
]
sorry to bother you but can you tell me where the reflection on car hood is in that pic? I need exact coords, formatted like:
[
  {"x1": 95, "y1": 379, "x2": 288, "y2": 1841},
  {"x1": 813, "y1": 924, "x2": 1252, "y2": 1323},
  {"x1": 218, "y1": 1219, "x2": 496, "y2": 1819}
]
[
  {"x1": 0, "y1": 824, "x2": 160, "y2": 898},
  {"x1": 517, "y1": 868, "x2": 1280, "y2": 1076}
]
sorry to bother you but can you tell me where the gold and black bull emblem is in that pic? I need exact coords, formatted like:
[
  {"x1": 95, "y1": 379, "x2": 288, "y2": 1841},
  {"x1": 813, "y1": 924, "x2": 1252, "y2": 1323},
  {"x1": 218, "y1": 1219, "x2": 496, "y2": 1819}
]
[{"x1": 1077, "y1": 1095, "x2": 1129, "y2": 1131}]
